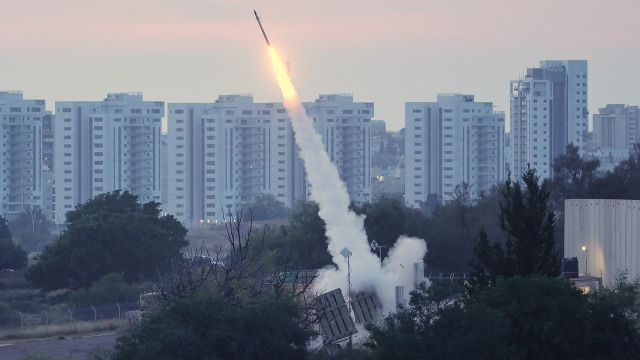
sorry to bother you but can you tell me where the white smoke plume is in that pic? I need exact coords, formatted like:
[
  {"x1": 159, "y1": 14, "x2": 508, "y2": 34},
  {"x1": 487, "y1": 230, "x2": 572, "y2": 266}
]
[{"x1": 268, "y1": 46, "x2": 428, "y2": 313}]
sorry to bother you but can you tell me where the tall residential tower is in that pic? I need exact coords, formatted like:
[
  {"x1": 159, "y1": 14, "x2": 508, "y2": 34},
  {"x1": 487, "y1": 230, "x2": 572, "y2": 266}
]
[
  {"x1": 510, "y1": 60, "x2": 588, "y2": 178},
  {"x1": 166, "y1": 94, "x2": 372, "y2": 227},
  {"x1": 405, "y1": 94, "x2": 505, "y2": 207},
  {"x1": 592, "y1": 104, "x2": 640, "y2": 168},
  {"x1": 54, "y1": 93, "x2": 164, "y2": 224},
  {"x1": 0, "y1": 91, "x2": 48, "y2": 219}
]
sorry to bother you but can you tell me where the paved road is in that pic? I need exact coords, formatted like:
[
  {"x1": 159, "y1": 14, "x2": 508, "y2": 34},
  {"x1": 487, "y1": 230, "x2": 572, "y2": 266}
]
[{"x1": 0, "y1": 332, "x2": 119, "y2": 360}]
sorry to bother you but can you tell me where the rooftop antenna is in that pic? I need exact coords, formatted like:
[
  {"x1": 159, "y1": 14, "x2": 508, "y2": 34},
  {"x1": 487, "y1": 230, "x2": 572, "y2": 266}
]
[{"x1": 340, "y1": 247, "x2": 353, "y2": 344}]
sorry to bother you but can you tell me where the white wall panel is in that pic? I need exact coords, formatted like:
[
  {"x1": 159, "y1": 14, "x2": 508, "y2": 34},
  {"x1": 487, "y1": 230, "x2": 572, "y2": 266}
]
[{"x1": 565, "y1": 199, "x2": 640, "y2": 287}]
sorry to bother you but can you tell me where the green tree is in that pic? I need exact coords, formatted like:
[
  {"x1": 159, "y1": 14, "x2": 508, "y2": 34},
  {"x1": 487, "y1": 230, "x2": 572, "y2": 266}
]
[
  {"x1": 607, "y1": 143, "x2": 640, "y2": 199},
  {"x1": 549, "y1": 144, "x2": 599, "y2": 249},
  {"x1": 156, "y1": 209, "x2": 316, "y2": 312},
  {"x1": 591, "y1": 144, "x2": 640, "y2": 200},
  {"x1": 351, "y1": 196, "x2": 429, "y2": 260},
  {"x1": 309, "y1": 347, "x2": 372, "y2": 360},
  {"x1": 8, "y1": 206, "x2": 54, "y2": 252},
  {"x1": 367, "y1": 275, "x2": 640, "y2": 360},
  {"x1": 588, "y1": 172, "x2": 627, "y2": 199},
  {"x1": 0, "y1": 239, "x2": 28, "y2": 271},
  {"x1": 112, "y1": 292, "x2": 311, "y2": 360},
  {"x1": 241, "y1": 194, "x2": 290, "y2": 221},
  {"x1": 418, "y1": 193, "x2": 440, "y2": 216},
  {"x1": 263, "y1": 201, "x2": 332, "y2": 270},
  {"x1": 464, "y1": 276, "x2": 589, "y2": 359},
  {"x1": 26, "y1": 190, "x2": 188, "y2": 291},
  {"x1": 364, "y1": 281, "x2": 467, "y2": 360},
  {"x1": 448, "y1": 183, "x2": 473, "y2": 227},
  {"x1": 0, "y1": 215, "x2": 28, "y2": 270},
  {"x1": 586, "y1": 144, "x2": 640, "y2": 200},
  {"x1": 583, "y1": 272, "x2": 640, "y2": 358},
  {"x1": 419, "y1": 184, "x2": 503, "y2": 273},
  {"x1": 67, "y1": 272, "x2": 140, "y2": 307},
  {"x1": 469, "y1": 166, "x2": 560, "y2": 287},
  {"x1": 550, "y1": 143, "x2": 600, "y2": 206}
]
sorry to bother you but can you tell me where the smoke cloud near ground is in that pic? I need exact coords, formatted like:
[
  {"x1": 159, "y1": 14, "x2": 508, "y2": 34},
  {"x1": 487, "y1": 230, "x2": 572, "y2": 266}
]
[{"x1": 267, "y1": 46, "x2": 428, "y2": 312}]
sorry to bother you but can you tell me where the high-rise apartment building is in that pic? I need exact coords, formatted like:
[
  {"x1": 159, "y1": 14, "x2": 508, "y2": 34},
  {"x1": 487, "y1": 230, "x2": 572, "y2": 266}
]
[
  {"x1": 0, "y1": 91, "x2": 48, "y2": 219},
  {"x1": 54, "y1": 93, "x2": 164, "y2": 224},
  {"x1": 166, "y1": 94, "x2": 372, "y2": 227},
  {"x1": 165, "y1": 95, "x2": 291, "y2": 226},
  {"x1": 303, "y1": 94, "x2": 372, "y2": 205},
  {"x1": 510, "y1": 60, "x2": 588, "y2": 179},
  {"x1": 592, "y1": 104, "x2": 640, "y2": 167},
  {"x1": 510, "y1": 79, "x2": 554, "y2": 179},
  {"x1": 593, "y1": 104, "x2": 639, "y2": 150},
  {"x1": 405, "y1": 94, "x2": 505, "y2": 207},
  {"x1": 42, "y1": 113, "x2": 54, "y2": 221}
]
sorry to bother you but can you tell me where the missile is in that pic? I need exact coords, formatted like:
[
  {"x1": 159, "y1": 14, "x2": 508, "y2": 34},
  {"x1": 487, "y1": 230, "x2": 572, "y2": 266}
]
[{"x1": 254, "y1": 10, "x2": 270, "y2": 46}]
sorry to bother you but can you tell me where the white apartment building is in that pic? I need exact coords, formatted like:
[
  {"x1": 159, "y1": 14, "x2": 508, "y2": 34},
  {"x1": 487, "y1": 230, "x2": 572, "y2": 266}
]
[
  {"x1": 510, "y1": 60, "x2": 588, "y2": 179},
  {"x1": 165, "y1": 95, "x2": 292, "y2": 226},
  {"x1": 405, "y1": 94, "x2": 505, "y2": 207},
  {"x1": 54, "y1": 93, "x2": 164, "y2": 224},
  {"x1": 303, "y1": 94, "x2": 372, "y2": 205},
  {"x1": 0, "y1": 91, "x2": 48, "y2": 219},
  {"x1": 166, "y1": 94, "x2": 372, "y2": 227},
  {"x1": 510, "y1": 79, "x2": 554, "y2": 179}
]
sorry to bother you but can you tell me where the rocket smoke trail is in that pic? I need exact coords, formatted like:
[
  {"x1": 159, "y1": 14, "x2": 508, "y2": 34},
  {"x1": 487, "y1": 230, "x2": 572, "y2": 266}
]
[{"x1": 267, "y1": 46, "x2": 427, "y2": 312}]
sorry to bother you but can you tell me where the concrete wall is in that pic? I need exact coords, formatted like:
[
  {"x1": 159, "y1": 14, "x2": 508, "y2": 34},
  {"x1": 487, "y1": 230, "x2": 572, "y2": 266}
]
[{"x1": 564, "y1": 199, "x2": 640, "y2": 287}]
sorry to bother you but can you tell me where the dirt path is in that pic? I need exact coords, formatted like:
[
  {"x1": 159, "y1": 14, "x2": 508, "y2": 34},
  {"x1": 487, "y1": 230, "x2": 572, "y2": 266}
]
[{"x1": 0, "y1": 332, "x2": 118, "y2": 359}]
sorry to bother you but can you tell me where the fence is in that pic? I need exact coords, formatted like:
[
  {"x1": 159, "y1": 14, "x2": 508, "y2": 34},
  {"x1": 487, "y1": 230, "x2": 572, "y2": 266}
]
[{"x1": 0, "y1": 302, "x2": 139, "y2": 332}]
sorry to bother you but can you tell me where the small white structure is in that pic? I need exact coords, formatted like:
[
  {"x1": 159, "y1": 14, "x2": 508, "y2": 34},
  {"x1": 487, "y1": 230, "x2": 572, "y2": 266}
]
[{"x1": 564, "y1": 199, "x2": 640, "y2": 287}]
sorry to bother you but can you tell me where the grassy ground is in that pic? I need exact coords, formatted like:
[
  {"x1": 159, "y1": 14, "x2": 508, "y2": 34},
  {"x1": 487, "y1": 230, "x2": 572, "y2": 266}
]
[
  {"x1": 0, "y1": 318, "x2": 131, "y2": 343},
  {"x1": 0, "y1": 270, "x2": 134, "y2": 344},
  {"x1": 0, "y1": 218, "x2": 287, "y2": 345}
]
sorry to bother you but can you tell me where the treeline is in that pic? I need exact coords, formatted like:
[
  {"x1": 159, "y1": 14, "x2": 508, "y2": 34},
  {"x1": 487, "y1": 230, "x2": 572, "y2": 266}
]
[
  {"x1": 552, "y1": 143, "x2": 640, "y2": 202},
  {"x1": 6, "y1": 143, "x2": 640, "y2": 358},
  {"x1": 110, "y1": 164, "x2": 640, "y2": 358},
  {"x1": 355, "y1": 162, "x2": 640, "y2": 359},
  {"x1": 258, "y1": 183, "x2": 504, "y2": 273},
  {"x1": 0, "y1": 207, "x2": 54, "y2": 271}
]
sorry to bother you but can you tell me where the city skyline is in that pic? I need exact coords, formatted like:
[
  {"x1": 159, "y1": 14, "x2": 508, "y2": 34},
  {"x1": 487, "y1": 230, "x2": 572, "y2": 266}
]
[{"x1": 2, "y1": 1, "x2": 640, "y2": 131}]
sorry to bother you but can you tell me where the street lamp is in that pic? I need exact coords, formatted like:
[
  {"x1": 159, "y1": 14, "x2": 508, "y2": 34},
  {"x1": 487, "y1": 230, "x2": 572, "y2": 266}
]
[{"x1": 581, "y1": 246, "x2": 588, "y2": 276}]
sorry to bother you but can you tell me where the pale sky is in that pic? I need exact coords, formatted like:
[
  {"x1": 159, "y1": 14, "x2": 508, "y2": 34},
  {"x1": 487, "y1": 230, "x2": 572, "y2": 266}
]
[{"x1": 2, "y1": 0, "x2": 639, "y2": 130}]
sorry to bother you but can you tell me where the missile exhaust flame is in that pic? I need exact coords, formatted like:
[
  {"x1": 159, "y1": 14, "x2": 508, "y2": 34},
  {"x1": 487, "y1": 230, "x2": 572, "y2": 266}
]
[
  {"x1": 263, "y1": 17, "x2": 428, "y2": 313},
  {"x1": 268, "y1": 47, "x2": 296, "y2": 100}
]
